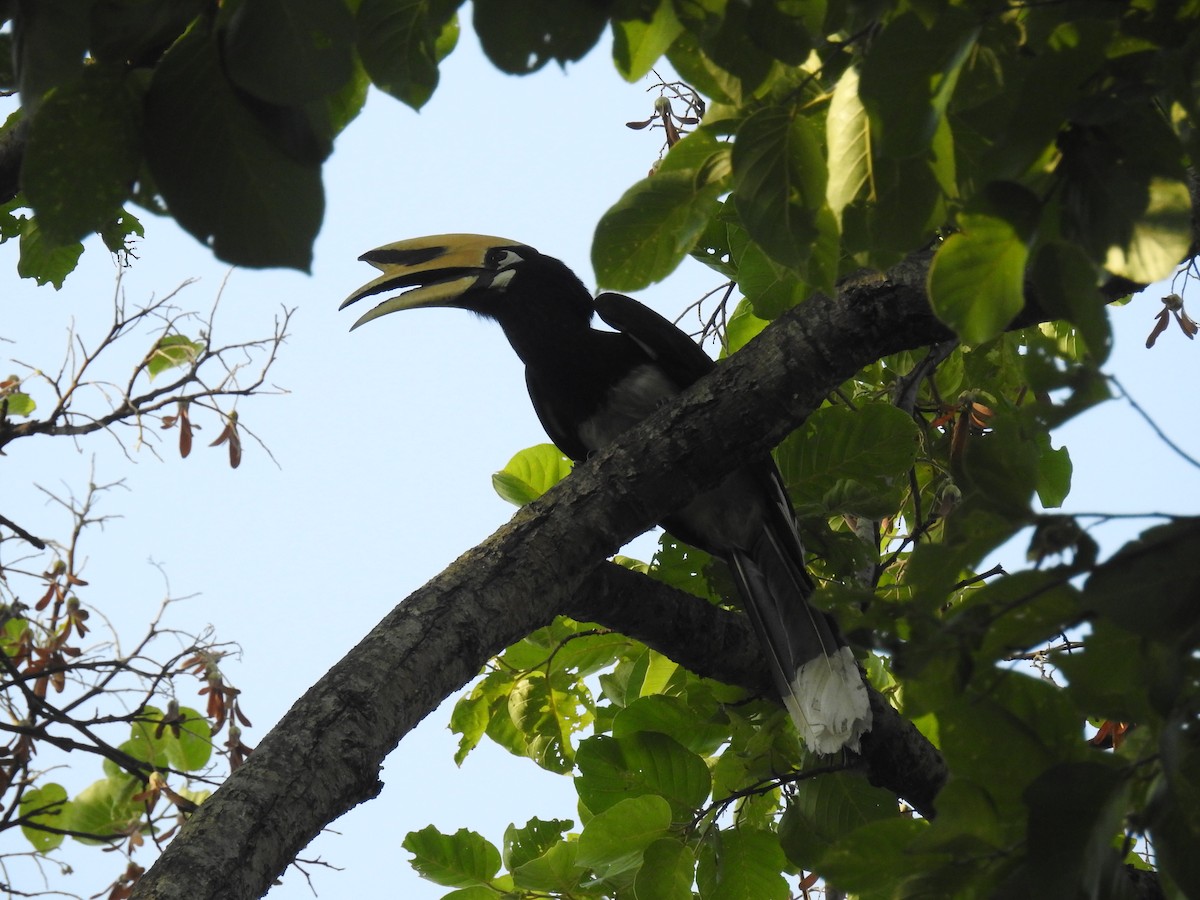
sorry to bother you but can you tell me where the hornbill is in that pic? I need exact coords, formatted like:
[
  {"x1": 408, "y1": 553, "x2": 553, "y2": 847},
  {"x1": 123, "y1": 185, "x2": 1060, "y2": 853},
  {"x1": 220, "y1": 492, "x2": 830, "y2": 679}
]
[{"x1": 342, "y1": 234, "x2": 872, "y2": 754}]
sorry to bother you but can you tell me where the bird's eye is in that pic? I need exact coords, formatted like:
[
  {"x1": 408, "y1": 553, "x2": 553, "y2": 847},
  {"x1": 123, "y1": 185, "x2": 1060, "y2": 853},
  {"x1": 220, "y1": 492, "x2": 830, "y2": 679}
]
[{"x1": 486, "y1": 248, "x2": 520, "y2": 269}]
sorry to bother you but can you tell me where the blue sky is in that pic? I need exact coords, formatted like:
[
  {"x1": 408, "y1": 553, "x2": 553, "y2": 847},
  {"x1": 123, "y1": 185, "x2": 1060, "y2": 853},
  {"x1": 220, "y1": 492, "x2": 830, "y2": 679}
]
[{"x1": 2, "y1": 22, "x2": 1198, "y2": 899}]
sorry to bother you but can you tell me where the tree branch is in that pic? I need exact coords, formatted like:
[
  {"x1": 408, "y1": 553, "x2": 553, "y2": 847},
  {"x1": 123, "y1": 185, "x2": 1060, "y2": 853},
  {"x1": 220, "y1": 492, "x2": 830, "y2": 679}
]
[{"x1": 128, "y1": 252, "x2": 1087, "y2": 899}]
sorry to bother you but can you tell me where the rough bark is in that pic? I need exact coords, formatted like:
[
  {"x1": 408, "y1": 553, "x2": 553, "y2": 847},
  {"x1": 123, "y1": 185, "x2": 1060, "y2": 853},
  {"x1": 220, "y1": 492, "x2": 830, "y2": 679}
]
[{"x1": 128, "y1": 255, "x2": 1051, "y2": 899}]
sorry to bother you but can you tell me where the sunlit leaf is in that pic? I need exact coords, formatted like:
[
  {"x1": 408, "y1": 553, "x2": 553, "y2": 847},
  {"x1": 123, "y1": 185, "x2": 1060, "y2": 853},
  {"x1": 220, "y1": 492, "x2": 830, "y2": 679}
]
[
  {"x1": 492, "y1": 443, "x2": 573, "y2": 506},
  {"x1": 19, "y1": 783, "x2": 68, "y2": 852},
  {"x1": 612, "y1": 0, "x2": 682, "y2": 82},
  {"x1": 929, "y1": 211, "x2": 1030, "y2": 344},
  {"x1": 402, "y1": 825, "x2": 502, "y2": 889},
  {"x1": 146, "y1": 334, "x2": 204, "y2": 379}
]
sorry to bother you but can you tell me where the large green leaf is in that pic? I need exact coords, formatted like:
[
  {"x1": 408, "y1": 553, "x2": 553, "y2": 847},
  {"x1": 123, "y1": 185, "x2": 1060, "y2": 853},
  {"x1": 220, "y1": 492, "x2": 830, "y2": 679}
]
[
  {"x1": 222, "y1": 0, "x2": 355, "y2": 105},
  {"x1": 731, "y1": 106, "x2": 827, "y2": 270},
  {"x1": 402, "y1": 825, "x2": 503, "y2": 889},
  {"x1": 634, "y1": 837, "x2": 695, "y2": 900},
  {"x1": 825, "y1": 65, "x2": 870, "y2": 225},
  {"x1": 928, "y1": 211, "x2": 1028, "y2": 344},
  {"x1": 143, "y1": 28, "x2": 323, "y2": 270},
  {"x1": 21, "y1": 67, "x2": 142, "y2": 245},
  {"x1": 357, "y1": 0, "x2": 460, "y2": 110},
  {"x1": 775, "y1": 403, "x2": 921, "y2": 518},
  {"x1": 935, "y1": 672, "x2": 1083, "y2": 826},
  {"x1": 612, "y1": 694, "x2": 728, "y2": 756},
  {"x1": 697, "y1": 828, "x2": 789, "y2": 900},
  {"x1": 574, "y1": 732, "x2": 711, "y2": 819},
  {"x1": 858, "y1": 8, "x2": 978, "y2": 159},
  {"x1": 779, "y1": 772, "x2": 896, "y2": 870},
  {"x1": 593, "y1": 170, "x2": 722, "y2": 290},
  {"x1": 1004, "y1": 762, "x2": 1131, "y2": 898},
  {"x1": 575, "y1": 795, "x2": 672, "y2": 884}
]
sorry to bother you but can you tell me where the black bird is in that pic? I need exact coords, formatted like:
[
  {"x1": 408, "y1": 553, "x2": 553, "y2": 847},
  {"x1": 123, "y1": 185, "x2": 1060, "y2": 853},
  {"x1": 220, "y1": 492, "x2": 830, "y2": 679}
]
[{"x1": 342, "y1": 234, "x2": 871, "y2": 754}]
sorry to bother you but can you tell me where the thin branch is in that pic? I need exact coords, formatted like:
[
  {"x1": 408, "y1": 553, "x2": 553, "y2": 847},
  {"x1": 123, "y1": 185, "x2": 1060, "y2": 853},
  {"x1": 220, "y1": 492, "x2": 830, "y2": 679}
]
[{"x1": 1110, "y1": 375, "x2": 1200, "y2": 471}]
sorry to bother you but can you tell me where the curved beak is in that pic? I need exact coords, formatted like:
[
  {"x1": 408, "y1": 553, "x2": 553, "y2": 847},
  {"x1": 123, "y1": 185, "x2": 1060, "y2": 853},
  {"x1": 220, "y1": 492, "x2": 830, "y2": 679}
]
[{"x1": 340, "y1": 233, "x2": 515, "y2": 330}]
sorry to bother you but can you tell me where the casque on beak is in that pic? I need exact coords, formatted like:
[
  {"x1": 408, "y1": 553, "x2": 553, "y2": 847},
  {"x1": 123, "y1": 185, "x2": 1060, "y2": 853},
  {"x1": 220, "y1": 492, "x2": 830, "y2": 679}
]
[{"x1": 340, "y1": 233, "x2": 518, "y2": 330}]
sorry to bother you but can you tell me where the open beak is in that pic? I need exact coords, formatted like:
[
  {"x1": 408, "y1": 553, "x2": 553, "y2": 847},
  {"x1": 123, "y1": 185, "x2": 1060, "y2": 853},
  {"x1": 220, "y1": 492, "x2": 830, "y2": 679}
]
[{"x1": 340, "y1": 233, "x2": 514, "y2": 330}]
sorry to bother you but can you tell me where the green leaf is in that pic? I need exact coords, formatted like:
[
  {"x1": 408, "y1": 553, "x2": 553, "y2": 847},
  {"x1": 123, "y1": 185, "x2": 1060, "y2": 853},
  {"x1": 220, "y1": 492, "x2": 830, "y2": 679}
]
[
  {"x1": 19, "y1": 783, "x2": 68, "y2": 852},
  {"x1": 511, "y1": 839, "x2": 587, "y2": 893},
  {"x1": 858, "y1": 8, "x2": 979, "y2": 159},
  {"x1": 928, "y1": 212, "x2": 1028, "y2": 344},
  {"x1": 1029, "y1": 240, "x2": 1110, "y2": 363},
  {"x1": 574, "y1": 732, "x2": 711, "y2": 819},
  {"x1": 779, "y1": 772, "x2": 896, "y2": 869},
  {"x1": 697, "y1": 828, "x2": 788, "y2": 900},
  {"x1": 402, "y1": 825, "x2": 502, "y2": 889},
  {"x1": 143, "y1": 28, "x2": 324, "y2": 270},
  {"x1": 612, "y1": 695, "x2": 728, "y2": 756},
  {"x1": 58, "y1": 776, "x2": 143, "y2": 845},
  {"x1": 491, "y1": 443, "x2": 573, "y2": 506},
  {"x1": 89, "y1": 0, "x2": 207, "y2": 67},
  {"x1": 731, "y1": 106, "x2": 827, "y2": 269},
  {"x1": 1083, "y1": 518, "x2": 1200, "y2": 644},
  {"x1": 449, "y1": 684, "x2": 491, "y2": 766},
  {"x1": 825, "y1": 65, "x2": 870, "y2": 225},
  {"x1": 775, "y1": 403, "x2": 921, "y2": 518},
  {"x1": 576, "y1": 795, "x2": 672, "y2": 884},
  {"x1": 734, "y1": 238, "x2": 806, "y2": 320},
  {"x1": 1103, "y1": 176, "x2": 1193, "y2": 284},
  {"x1": 508, "y1": 671, "x2": 587, "y2": 773},
  {"x1": 813, "y1": 817, "x2": 932, "y2": 892},
  {"x1": 17, "y1": 216, "x2": 84, "y2": 287},
  {"x1": 222, "y1": 0, "x2": 355, "y2": 105},
  {"x1": 146, "y1": 334, "x2": 205, "y2": 380},
  {"x1": 593, "y1": 170, "x2": 722, "y2": 291},
  {"x1": 358, "y1": 0, "x2": 460, "y2": 110},
  {"x1": 473, "y1": 0, "x2": 607, "y2": 74},
  {"x1": 12, "y1": 0, "x2": 88, "y2": 106},
  {"x1": 1, "y1": 617, "x2": 31, "y2": 656},
  {"x1": 1056, "y1": 619, "x2": 1159, "y2": 723},
  {"x1": 634, "y1": 837, "x2": 696, "y2": 900},
  {"x1": 21, "y1": 67, "x2": 142, "y2": 245},
  {"x1": 936, "y1": 673, "x2": 1083, "y2": 823},
  {"x1": 1008, "y1": 762, "x2": 1131, "y2": 898},
  {"x1": 503, "y1": 817, "x2": 573, "y2": 871},
  {"x1": 2, "y1": 390, "x2": 36, "y2": 417},
  {"x1": 612, "y1": 1, "x2": 682, "y2": 82},
  {"x1": 1034, "y1": 433, "x2": 1072, "y2": 509}
]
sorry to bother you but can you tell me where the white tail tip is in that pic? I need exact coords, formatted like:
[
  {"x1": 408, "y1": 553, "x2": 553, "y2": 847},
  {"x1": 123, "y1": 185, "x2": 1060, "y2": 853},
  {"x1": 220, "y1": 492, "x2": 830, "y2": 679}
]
[{"x1": 783, "y1": 646, "x2": 872, "y2": 755}]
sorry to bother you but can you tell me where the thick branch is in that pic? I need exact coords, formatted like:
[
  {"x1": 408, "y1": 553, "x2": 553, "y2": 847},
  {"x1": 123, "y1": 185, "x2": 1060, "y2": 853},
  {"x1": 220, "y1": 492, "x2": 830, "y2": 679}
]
[{"x1": 130, "y1": 255, "x2": 1045, "y2": 899}]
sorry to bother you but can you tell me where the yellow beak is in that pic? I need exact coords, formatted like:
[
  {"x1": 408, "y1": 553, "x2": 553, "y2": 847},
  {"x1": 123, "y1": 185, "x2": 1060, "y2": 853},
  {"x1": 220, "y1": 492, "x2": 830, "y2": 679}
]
[{"x1": 340, "y1": 233, "x2": 518, "y2": 330}]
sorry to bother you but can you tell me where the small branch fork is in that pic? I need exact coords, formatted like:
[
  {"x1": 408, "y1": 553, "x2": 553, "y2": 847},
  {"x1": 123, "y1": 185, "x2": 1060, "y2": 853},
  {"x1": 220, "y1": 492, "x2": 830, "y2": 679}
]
[{"x1": 0, "y1": 275, "x2": 292, "y2": 462}]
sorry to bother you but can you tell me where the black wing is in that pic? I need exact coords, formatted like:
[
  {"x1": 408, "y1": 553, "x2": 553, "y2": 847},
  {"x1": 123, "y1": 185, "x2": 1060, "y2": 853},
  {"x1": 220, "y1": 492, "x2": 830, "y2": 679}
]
[{"x1": 594, "y1": 292, "x2": 716, "y2": 389}]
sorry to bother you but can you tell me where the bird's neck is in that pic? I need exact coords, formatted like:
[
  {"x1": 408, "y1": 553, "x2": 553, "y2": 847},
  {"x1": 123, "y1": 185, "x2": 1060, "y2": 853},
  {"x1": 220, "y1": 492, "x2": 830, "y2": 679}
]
[{"x1": 495, "y1": 304, "x2": 597, "y2": 371}]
